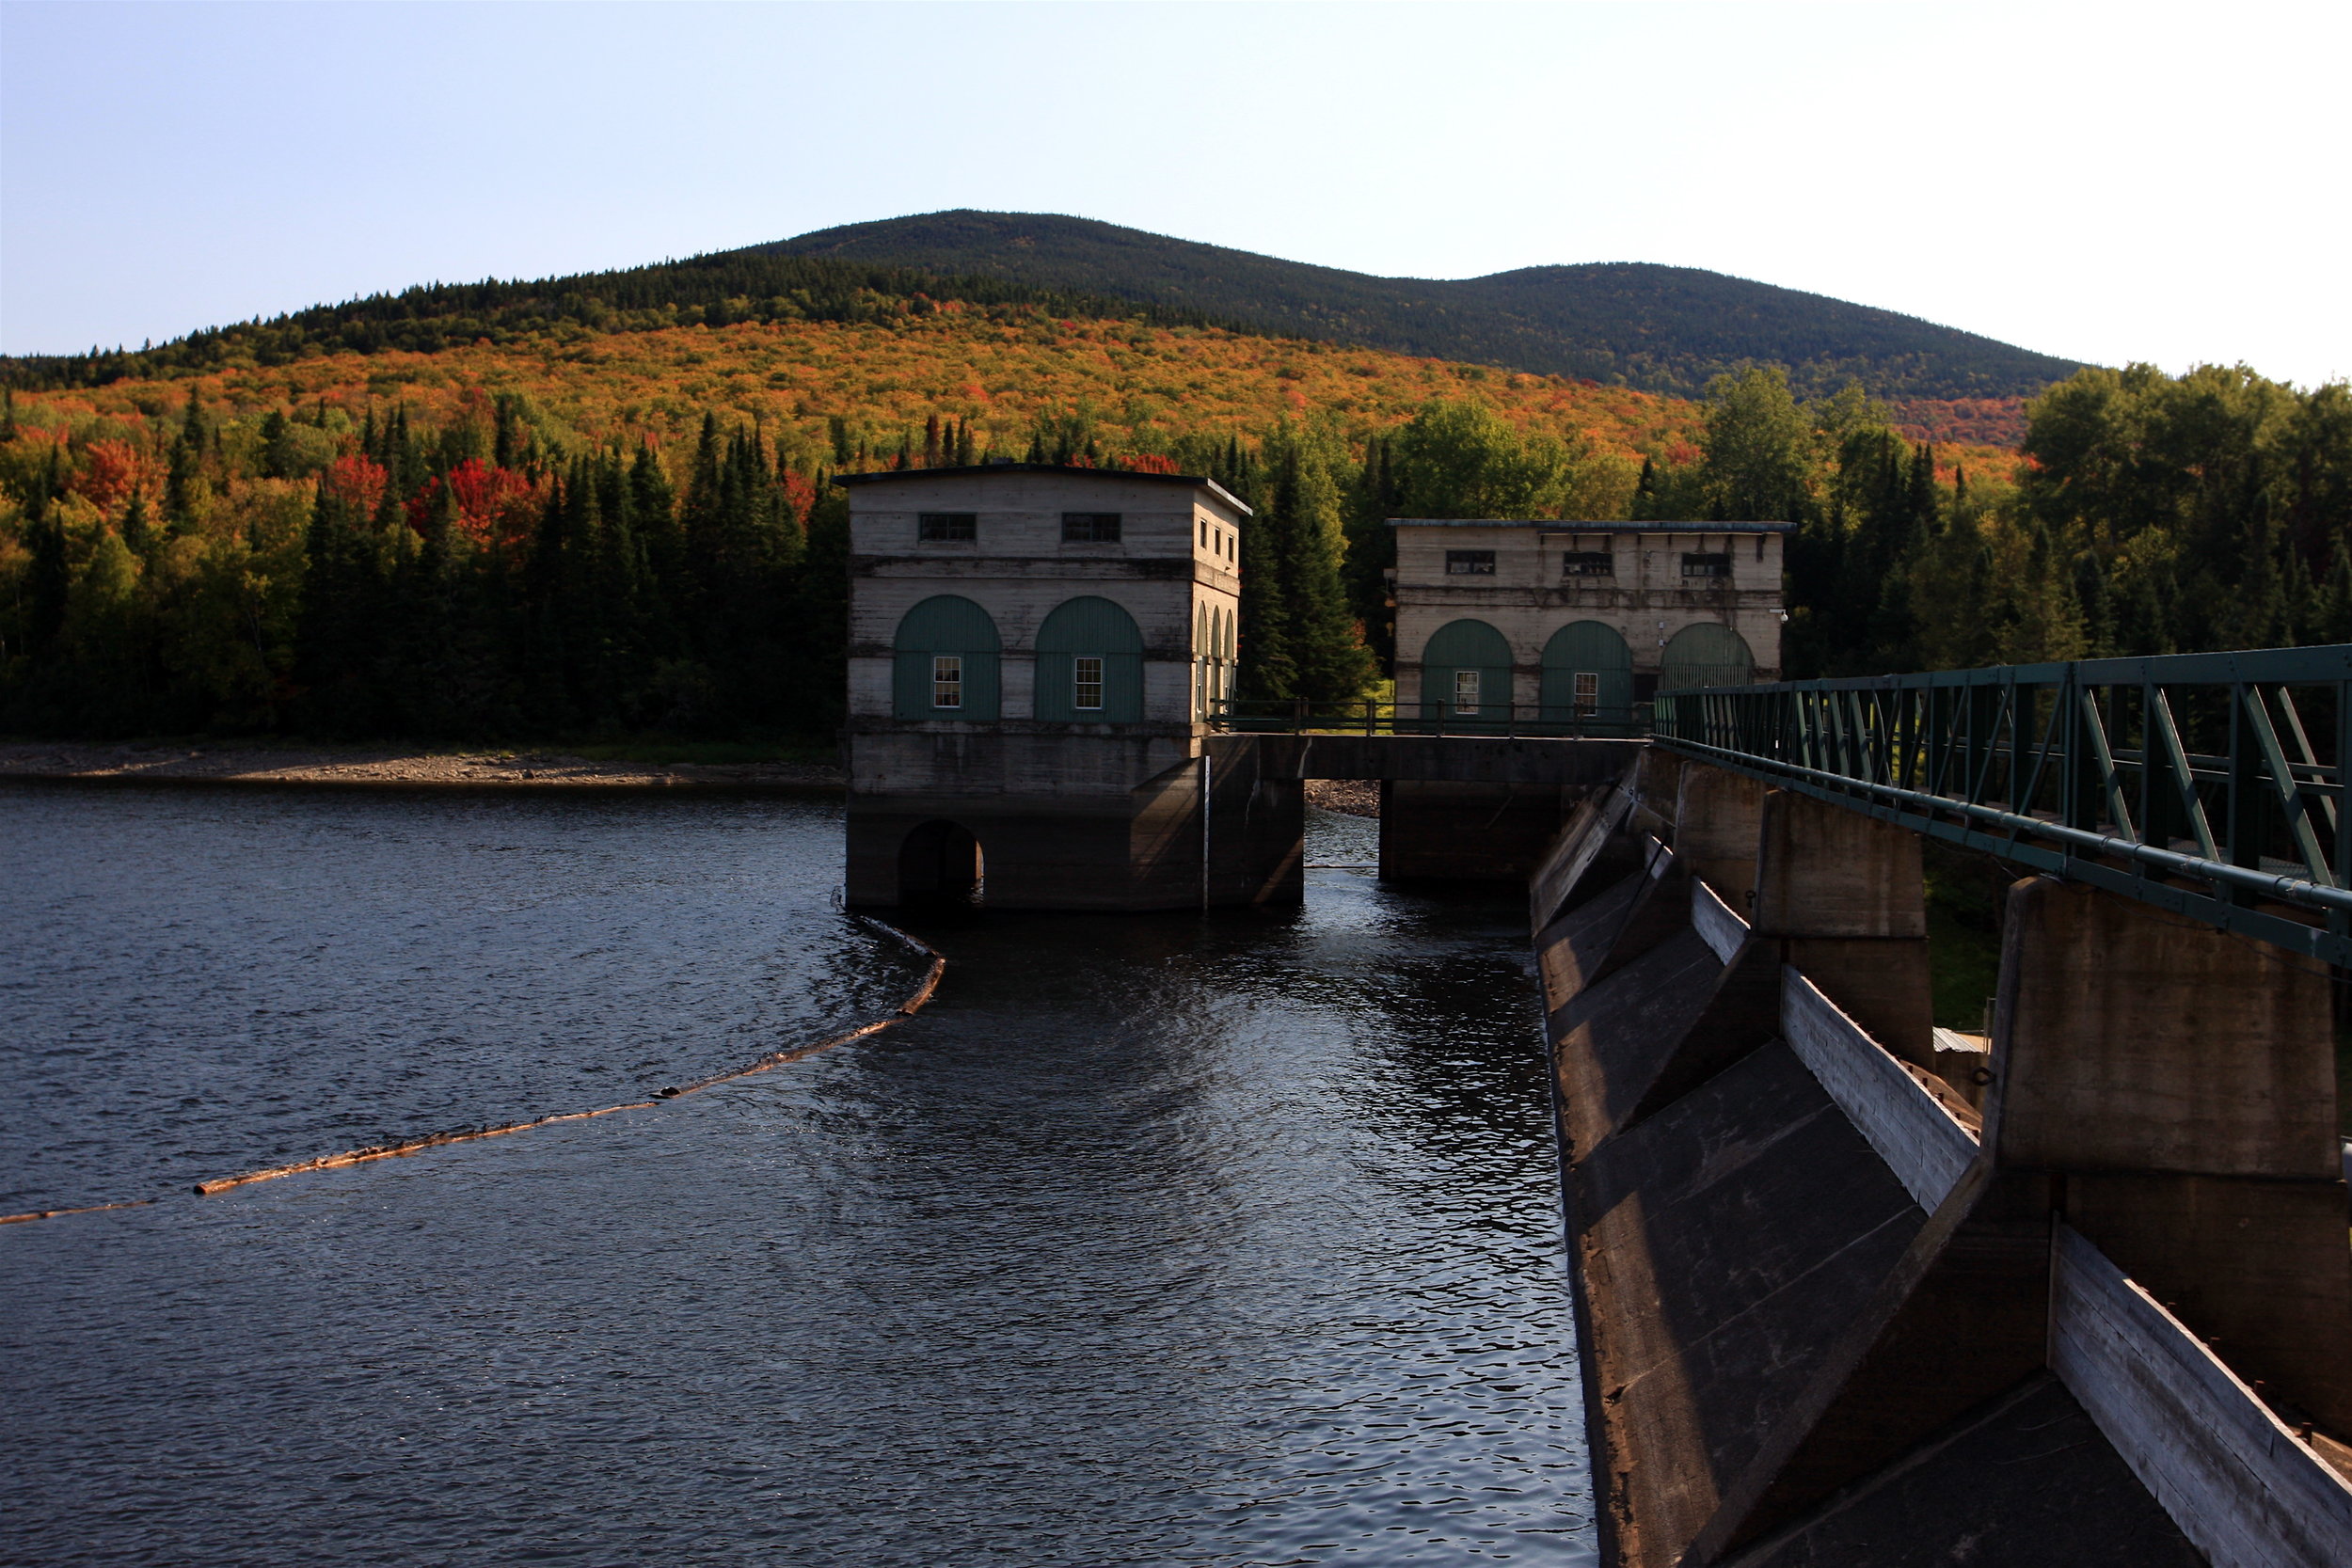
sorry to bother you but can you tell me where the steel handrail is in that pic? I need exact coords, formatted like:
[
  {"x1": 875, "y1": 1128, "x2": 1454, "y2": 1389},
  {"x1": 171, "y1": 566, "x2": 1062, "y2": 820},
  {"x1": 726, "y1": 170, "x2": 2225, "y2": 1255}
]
[
  {"x1": 1664, "y1": 733, "x2": 2352, "y2": 916},
  {"x1": 1651, "y1": 642, "x2": 2352, "y2": 965}
]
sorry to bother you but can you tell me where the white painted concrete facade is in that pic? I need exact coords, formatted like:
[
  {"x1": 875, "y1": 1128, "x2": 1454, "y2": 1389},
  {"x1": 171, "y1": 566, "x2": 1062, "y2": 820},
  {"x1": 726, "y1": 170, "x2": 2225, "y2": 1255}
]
[
  {"x1": 1390, "y1": 519, "x2": 1790, "y2": 715},
  {"x1": 843, "y1": 466, "x2": 1248, "y2": 739}
]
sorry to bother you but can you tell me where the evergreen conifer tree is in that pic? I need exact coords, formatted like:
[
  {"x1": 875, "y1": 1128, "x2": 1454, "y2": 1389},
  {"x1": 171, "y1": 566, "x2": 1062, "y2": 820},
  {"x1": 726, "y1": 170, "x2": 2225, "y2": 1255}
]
[{"x1": 120, "y1": 489, "x2": 153, "y2": 556}]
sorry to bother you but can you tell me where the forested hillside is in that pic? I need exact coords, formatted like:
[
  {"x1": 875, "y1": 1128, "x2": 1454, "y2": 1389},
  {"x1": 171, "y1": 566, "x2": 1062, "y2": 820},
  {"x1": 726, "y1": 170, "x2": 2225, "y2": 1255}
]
[
  {"x1": 0, "y1": 308, "x2": 1712, "y2": 740},
  {"x1": 7, "y1": 211, "x2": 2068, "y2": 449},
  {"x1": 764, "y1": 211, "x2": 2083, "y2": 405},
  {"x1": 0, "y1": 264, "x2": 2341, "y2": 748}
]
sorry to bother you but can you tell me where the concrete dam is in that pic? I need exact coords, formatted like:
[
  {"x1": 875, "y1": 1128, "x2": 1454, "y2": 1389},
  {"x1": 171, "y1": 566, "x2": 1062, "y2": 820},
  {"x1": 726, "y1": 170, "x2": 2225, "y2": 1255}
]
[
  {"x1": 853, "y1": 712, "x2": 2352, "y2": 1564},
  {"x1": 835, "y1": 463, "x2": 2352, "y2": 1563},
  {"x1": 1535, "y1": 747, "x2": 2351, "y2": 1566}
]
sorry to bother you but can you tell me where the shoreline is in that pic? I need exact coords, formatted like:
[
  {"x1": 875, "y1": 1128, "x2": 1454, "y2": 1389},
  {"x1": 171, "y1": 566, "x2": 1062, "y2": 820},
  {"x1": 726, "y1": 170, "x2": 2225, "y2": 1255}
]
[
  {"x1": 0, "y1": 740, "x2": 846, "y2": 794},
  {"x1": 8, "y1": 744, "x2": 1380, "y2": 812}
]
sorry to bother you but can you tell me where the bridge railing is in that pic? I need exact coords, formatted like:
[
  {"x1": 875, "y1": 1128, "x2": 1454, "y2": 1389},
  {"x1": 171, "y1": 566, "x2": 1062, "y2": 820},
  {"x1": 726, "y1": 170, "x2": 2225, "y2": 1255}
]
[
  {"x1": 1208, "y1": 697, "x2": 1650, "y2": 739},
  {"x1": 1653, "y1": 644, "x2": 2352, "y2": 966}
]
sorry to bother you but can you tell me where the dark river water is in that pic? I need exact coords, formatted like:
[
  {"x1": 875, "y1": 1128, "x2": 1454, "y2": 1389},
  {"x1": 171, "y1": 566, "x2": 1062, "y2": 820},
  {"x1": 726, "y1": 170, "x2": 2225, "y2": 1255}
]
[{"x1": 1, "y1": 785, "x2": 1592, "y2": 1566}]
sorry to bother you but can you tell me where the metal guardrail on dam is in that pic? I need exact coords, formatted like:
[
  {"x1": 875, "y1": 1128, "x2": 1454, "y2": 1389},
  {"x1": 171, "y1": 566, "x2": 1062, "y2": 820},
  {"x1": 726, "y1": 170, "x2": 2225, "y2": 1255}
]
[
  {"x1": 1534, "y1": 645, "x2": 2352, "y2": 1567},
  {"x1": 1651, "y1": 643, "x2": 2352, "y2": 967}
]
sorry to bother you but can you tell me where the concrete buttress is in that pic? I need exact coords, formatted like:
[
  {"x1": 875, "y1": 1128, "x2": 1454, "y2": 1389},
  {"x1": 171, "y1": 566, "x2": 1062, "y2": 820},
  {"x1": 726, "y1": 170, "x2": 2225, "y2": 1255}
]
[{"x1": 1990, "y1": 876, "x2": 2352, "y2": 1433}]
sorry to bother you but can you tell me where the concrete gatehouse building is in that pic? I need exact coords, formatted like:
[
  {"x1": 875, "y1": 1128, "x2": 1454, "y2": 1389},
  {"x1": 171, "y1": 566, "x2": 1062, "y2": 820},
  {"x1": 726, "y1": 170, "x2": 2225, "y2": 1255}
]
[
  {"x1": 1389, "y1": 519, "x2": 1791, "y2": 725},
  {"x1": 838, "y1": 463, "x2": 1302, "y2": 911}
]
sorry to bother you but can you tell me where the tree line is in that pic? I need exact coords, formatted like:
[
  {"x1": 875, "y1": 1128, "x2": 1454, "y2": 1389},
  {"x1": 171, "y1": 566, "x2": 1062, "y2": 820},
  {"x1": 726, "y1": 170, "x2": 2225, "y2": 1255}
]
[
  {"x1": 0, "y1": 388, "x2": 844, "y2": 740},
  {"x1": 3, "y1": 253, "x2": 1263, "y2": 393},
  {"x1": 1, "y1": 359, "x2": 2345, "y2": 745},
  {"x1": 1668, "y1": 363, "x2": 2352, "y2": 675}
]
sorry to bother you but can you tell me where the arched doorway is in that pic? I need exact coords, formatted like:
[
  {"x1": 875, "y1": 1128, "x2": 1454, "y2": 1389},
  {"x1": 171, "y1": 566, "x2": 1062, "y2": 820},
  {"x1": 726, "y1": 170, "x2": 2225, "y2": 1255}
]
[
  {"x1": 1540, "y1": 621, "x2": 1633, "y2": 731},
  {"x1": 898, "y1": 819, "x2": 984, "y2": 907},
  {"x1": 1660, "y1": 622, "x2": 1756, "y2": 692},
  {"x1": 1035, "y1": 595, "x2": 1146, "y2": 721},
  {"x1": 1418, "y1": 618, "x2": 1513, "y2": 727},
  {"x1": 894, "y1": 595, "x2": 1002, "y2": 721}
]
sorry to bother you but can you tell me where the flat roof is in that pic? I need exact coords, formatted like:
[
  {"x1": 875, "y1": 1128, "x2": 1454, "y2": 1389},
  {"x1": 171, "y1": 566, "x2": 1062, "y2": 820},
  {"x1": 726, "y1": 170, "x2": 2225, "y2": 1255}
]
[
  {"x1": 834, "y1": 462, "x2": 1251, "y2": 516},
  {"x1": 1387, "y1": 517, "x2": 1793, "y2": 532}
]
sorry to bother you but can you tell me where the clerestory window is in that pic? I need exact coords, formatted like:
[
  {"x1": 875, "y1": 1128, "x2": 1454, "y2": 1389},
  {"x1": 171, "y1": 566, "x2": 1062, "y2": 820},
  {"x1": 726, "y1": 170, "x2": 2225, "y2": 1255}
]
[
  {"x1": 1681, "y1": 552, "x2": 1732, "y2": 578},
  {"x1": 1563, "y1": 551, "x2": 1614, "y2": 577},
  {"x1": 1062, "y1": 512, "x2": 1122, "y2": 543},
  {"x1": 919, "y1": 512, "x2": 977, "y2": 542},
  {"x1": 1446, "y1": 549, "x2": 1496, "y2": 576}
]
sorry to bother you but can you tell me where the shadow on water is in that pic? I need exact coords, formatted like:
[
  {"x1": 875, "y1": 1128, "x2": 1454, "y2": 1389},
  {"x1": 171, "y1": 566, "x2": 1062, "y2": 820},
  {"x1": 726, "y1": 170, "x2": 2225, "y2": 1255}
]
[{"x1": 1, "y1": 796, "x2": 1591, "y2": 1566}]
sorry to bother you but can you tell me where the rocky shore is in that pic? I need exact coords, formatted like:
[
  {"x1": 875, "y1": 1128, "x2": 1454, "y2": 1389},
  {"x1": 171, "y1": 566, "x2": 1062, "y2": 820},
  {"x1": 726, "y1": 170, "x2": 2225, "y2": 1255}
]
[
  {"x1": 6, "y1": 743, "x2": 1385, "y2": 811},
  {"x1": 1304, "y1": 778, "x2": 1379, "y2": 817},
  {"x1": 0, "y1": 741, "x2": 845, "y2": 791}
]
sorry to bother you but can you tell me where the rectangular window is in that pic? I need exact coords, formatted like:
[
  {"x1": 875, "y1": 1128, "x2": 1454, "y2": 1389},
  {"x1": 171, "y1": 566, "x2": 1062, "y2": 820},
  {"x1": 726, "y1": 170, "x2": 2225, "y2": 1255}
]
[
  {"x1": 1573, "y1": 672, "x2": 1600, "y2": 714},
  {"x1": 1453, "y1": 668, "x2": 1482, "y2": 714},
  {"x1": 1682, "y1": 552, "x2": 1732, "y2": 578},
  {"x1": 1445, "y1": 549, "x2": 1496, "y2": 576},
  {"x1": 1199, "y1": 518, "x2": 1208, "y2": 547},
  {"x1": 1073, "y1": 657, "x2": 1105, "y2": 710},
  {"x1": 1563, "y1": 551, "x2": 1614, "y2": 577},
  {"x1": 918, "y1": 512, "x2": 977, "y2": 542},
  {"x1": 1062, "y1": 512, "x2": 1122, "y2": 543},
  {"x1": 931, "y1": 655, "x2": 964, "y2": 708}
]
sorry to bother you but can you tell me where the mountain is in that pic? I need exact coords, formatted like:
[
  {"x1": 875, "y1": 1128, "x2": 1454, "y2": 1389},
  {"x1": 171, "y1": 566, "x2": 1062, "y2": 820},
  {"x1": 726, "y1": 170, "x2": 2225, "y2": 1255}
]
[{"x1": 755, "y1": 211, "x2": 2079, "y2": 404}]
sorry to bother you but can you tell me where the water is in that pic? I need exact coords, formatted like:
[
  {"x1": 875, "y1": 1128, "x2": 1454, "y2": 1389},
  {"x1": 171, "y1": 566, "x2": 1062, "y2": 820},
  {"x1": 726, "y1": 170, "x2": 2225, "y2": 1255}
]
[{"x1": 1, "y1": 785, "x2": 1591, "y2": 1565}]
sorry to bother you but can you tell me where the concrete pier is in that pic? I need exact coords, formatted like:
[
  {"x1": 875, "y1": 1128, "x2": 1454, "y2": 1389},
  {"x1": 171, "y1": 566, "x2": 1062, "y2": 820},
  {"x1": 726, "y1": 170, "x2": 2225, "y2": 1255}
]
[{"x1": 1535, "y1": 754, "x2": 2352, "y2": 1566}]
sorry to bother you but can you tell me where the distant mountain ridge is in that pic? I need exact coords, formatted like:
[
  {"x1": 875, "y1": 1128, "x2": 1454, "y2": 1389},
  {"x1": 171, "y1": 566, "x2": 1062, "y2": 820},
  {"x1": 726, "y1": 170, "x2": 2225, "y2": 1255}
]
[{"x1": 755, "y1": 211, "x2": 2079, "y2": 403}]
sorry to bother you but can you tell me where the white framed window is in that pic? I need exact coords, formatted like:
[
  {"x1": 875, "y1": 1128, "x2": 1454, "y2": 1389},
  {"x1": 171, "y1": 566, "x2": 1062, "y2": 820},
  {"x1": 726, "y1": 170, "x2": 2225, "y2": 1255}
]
[
  {"x1": 1574, "y1": 672, "x2": 1600, "y2": 713},
  {"x1": 1073, "y1": 657, "x2": 1104, "y2": 710},
  {"x1": 1453, "y1": 668, "x2": 1482, "y2": 714},
  {"x1": 931, "y1": 654, "x2": 963, "y2": 709}
]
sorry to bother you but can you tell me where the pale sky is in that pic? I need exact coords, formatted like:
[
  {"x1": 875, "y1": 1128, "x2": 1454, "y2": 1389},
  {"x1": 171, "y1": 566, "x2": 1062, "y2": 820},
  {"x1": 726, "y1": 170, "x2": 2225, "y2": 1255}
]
[{"x1": 5, "y1": 1, "x2": 2346, "y2": 389}]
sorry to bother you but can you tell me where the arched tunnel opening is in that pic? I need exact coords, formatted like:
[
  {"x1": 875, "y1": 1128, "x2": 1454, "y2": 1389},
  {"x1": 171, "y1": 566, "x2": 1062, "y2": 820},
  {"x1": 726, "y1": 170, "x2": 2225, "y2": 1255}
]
[{"x1": 897, "y1": 819, "x2": 984, "y2": 910}]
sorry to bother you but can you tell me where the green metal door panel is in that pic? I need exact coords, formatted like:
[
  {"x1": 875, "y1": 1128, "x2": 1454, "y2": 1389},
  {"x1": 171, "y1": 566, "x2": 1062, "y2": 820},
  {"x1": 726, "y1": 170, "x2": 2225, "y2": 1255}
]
[
  {"x1": 1540, "y1": 621, "x2": 1635, "y2": 726},
  {"x1": 1036, "y1": 595, "x2": 1145, "y2": 654},
  {"x1": 893, "y1": 594, "x2": 1002, "y2": 721},
  {"x1": 1422, "y1": 618, "x2": 1511, "y2": 669},
  {"x1": 1543, "y1": 620, "x2": 1633, "y2": 673},
  {"x1": 1034, "y1": 652, "x2": 1144, "y2": 721},
  {"x1": 1661, "y1": 622, "x2": 1755, "y2": 692},
  {"x1": 897, "y1": 594, "x2": 1002, "y2": 652},
  {"x1": 1419, "y1": 619, "x2": 1513, "y2": 726},
  {"x1": 894, "y1": 647, "x2": 1002, "y2": 721},
  {"x1": 1035, "y1": 596, "x2": 1145, "y2": 721}
]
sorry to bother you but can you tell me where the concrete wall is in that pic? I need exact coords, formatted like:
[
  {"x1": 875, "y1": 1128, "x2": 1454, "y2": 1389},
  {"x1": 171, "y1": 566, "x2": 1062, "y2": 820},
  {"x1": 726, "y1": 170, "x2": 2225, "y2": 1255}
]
[
  {"x1": 1378, "y1": 780, "x2": 1584, "y2": 881},
  {"x1": 846, "y1": 734, "x2": 1302, "y2": 911},
  {"x1": 1532, "y1": 756, "x2": 2352, "y2": 1566},
  {"x1": 1391, "y1": 520, "x2": 1788, "y2": 711},
  {"x1": 841, "y1": 467, "x2": 1268, "y2": 910},
  {"x1": 845, "y1": 466, "x2": 1245, "y2": 730}
]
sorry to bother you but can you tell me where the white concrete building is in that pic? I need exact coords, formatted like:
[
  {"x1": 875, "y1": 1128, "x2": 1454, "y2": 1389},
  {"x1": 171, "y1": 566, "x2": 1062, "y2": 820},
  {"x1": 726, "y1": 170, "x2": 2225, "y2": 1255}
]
[
  {"x1": 1389, "y1": 519, "x2": 1790, "y2": 726},
  {"x1": 837, "y1": 463, "x2": 1292, "y2": 909}
]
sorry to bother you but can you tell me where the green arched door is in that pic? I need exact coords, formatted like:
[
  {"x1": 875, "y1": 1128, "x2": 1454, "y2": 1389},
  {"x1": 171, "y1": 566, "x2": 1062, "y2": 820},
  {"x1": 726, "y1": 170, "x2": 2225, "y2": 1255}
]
[
  {"x1": 1035, "y1": 595, "x2": 1145, "y2": 721},
  {"x1": 1660, "y1": 622, "x2": 1755, "y2": 692},
  {"x1": 1419, "y1": 619, "x2": 1513, "y2": 728},
  {"x1": 1540, "y1": 621, "x2": 1634, "y2": 731},
  {"x1": 894, "y1": 595, "x2": 1002, "y2": 720}
]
